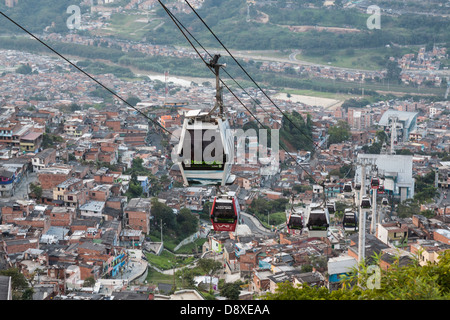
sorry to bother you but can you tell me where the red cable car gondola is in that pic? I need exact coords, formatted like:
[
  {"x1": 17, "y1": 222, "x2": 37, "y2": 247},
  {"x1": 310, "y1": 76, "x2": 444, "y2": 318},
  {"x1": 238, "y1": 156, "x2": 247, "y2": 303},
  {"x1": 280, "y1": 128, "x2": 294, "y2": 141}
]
[
  {"x1": 210, "y1": 194, "x2": 240, "y2": 232},
  {"x1": 371, "y1": 177, "x2": 380, "y2": 189}
]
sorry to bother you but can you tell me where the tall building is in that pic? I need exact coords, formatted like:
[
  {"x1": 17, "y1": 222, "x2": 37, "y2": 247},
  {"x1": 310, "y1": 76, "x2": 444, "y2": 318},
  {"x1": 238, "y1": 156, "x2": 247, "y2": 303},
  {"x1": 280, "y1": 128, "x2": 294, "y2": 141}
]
[{"x1": 347, "y1": 108, "x2": 373, "y2": 130}]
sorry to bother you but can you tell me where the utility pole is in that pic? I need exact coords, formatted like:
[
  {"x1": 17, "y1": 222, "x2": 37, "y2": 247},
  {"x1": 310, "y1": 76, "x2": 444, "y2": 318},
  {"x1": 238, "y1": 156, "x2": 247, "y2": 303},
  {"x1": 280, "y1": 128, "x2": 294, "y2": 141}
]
[
  {"x1": 358, "y1": 164, "x2": 366, "y2": 264},
  {"x1": 160, "y1": 219, "x2": 163, "y2": 244},
  {"x1": 435, "y1": 165, "x2": 439, "y2": 189},
  {"x1": 164, "y1": 70, "x2": 169, "y2": 105}
]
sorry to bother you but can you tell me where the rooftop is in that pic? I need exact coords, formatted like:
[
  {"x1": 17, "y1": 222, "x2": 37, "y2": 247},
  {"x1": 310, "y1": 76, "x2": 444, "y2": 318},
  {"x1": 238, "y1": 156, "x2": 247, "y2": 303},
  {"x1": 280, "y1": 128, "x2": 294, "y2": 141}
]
[
  {"x1": 378, "y1": 109, "x2": 418, "y2": 129},
  {"x1": 56, "y1": 177, "x2": 81, "y2": 189},
  {"x1": 20, "y1": 131, "x2": 42, "y2": 141},
  {"x1": 125, "y1": 198, "x2": 152, "y2": 211},
  {"x1": 79, "y1": 201, "x2": 105, "y2": 212}
]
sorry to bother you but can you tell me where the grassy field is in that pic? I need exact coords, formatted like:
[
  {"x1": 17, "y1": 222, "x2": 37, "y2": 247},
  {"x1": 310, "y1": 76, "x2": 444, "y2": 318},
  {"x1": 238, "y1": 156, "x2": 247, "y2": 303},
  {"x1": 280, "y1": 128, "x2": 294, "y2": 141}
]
[
  {"x1": 296, "y1": 46, "x2": 418, "y2": 71},
  {"x1": 254, "y1": 211, "x2": 287, "y2": 229},
  {"x1": 281, "y1": 88, "x2": 356, "y2": 101},
  {"x1": 146, "y1": 249, "x2": 196, "y2": 270},
  {"x1": 299, "y1": 76, "x2": 447, "y2": 97},
  {"x1": 94, "y1": 13, "x2": 163, "y2": 42},
  {"x1": 145, "y1": 267, "x2": 179, "y2": 286}
]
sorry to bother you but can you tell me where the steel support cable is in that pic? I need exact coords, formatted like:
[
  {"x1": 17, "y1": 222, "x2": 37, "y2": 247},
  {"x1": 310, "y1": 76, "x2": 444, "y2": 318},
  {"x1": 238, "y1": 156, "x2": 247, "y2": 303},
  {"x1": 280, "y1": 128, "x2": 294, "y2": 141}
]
[
  {"x1": 183, "y1": 0, "x2": 338, "y2": 159},
  {"x1": 158, "y1": 0, "x2": 319, "y2": 185},
  {"x1": 0, "y1": 10, "x2": 177, "y2": 140}
]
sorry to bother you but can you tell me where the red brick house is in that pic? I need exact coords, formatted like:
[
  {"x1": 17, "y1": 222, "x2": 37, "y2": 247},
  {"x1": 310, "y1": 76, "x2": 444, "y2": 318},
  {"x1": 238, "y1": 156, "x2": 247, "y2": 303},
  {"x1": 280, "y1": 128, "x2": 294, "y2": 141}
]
[{"x1": 49, "y1": 207, "x2": 76, "y2": 227}]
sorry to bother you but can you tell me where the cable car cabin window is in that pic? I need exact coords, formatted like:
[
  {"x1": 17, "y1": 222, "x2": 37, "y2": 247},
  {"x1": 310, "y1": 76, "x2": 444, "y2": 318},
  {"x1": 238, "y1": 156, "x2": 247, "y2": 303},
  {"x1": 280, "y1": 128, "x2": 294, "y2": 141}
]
[
  {"x1": 327, "y1": 204, "x2": 335, "y2": 214},
  {"x1": 361, "y1": 197, "x2": 371, "y2": 208},
  {"x1": 343, "y1": 214, "x2": 357, "y2": 227},
  {"x1": 212, "y1": 202, "x2": 236, "y2": 223},
  {"x1": 181, "y1": 129, "x2": 226, "y2": 170},
  {"x1": 371, "y1": 178, "x2": 380, "y2": 188},
  {"x1": 288, "y1": 216, "x2": 303, "y2": 229},
  {"x1": 343, "y1": 183, "x2": 352, "y2": 192},
  {"x1": 308, "y1": 213, "x2": 329, "y2": 230}
]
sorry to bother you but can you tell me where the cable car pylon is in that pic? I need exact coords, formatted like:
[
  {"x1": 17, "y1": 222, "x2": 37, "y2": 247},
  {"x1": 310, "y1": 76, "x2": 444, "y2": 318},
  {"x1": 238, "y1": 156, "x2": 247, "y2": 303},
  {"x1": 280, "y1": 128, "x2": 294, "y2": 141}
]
[{"x1": 356, "y1": 157, "x2": 377, "y2": 264}]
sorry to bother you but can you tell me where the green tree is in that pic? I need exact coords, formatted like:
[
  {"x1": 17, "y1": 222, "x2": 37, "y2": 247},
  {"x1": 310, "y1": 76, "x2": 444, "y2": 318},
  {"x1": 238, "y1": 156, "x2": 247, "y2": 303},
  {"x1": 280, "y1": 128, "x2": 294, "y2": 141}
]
[
  {"x1": 220, "y1": 281, "x2": 243, "y2": 300},
  {"x1": 83, "y1": 276, "x2": 96, "y2": 287},
  {"x1": 375, "y1": 130, "x2": 388, "y2": 144},
  {"x1": 280, "y1": 111, "x2": 314, "y2": 152},
  {"x1": 328, "y1": 120, "x2": 351, "y2": 145},
  {"x1": 197, "y1": 258, "x2": 223, "y2": 293},
  {"x1": 127, "y1": 182, "x2": 143, "y2": 198},
  {"x1": 151, "y1": 198, "x2": 177, "y2": 231},
  {"x1": 126, "y1": 157, "x2": 150, "y2": 176},
  {"x1": 126, "y1": 95, "x2": 141, "y2": 106},
  {"x1": 29, "y1": 183, "x2": 43, "y2": 200},
  {"x1": 175, "y1": 267, "x2": 201, "y2": 289},
  {"x1": 16, "y1": 64, "x2": 32, "y2": 74},
  {"x1": 386, "y1": 59, "x2": 402, "y2": 83},
  {"x1": 0, "y1": 268, "x2": 33, "y2": 300},
  {"x1": 68, "y1": 153, "x2": 77, "y2": 161},
  {"x1": 414, "y1": 170, "x2": 438, "y2": 204},
  {"x1": 176, "y1": 208, "x2": 198, "y2": 238},
  {"x1": 263, "y1": 251, "x2": 450, "y2": 300}
]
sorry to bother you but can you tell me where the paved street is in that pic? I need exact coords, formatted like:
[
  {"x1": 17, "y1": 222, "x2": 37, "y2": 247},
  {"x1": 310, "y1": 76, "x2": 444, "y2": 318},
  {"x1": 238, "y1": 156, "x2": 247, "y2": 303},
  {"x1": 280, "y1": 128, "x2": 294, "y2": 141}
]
[
  {"x1": 0, "y1": 171, "x2": 38, "y2": 203},
  {"x1": 240, "y1": 212, "x2": 275, "y2": 237}
]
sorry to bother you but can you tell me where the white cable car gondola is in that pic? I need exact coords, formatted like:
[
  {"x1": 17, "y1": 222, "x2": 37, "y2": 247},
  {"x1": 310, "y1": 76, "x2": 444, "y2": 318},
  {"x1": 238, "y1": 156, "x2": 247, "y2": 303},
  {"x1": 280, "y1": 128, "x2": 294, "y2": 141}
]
[
  {"x1": 326, "y1": 201, "x2": 336, "y2": 214},
  {"x1": 287, "y1": 213, "x2": 303, "y2": 233},
  {"x1": 175, "y1": 55, "x2": 235, "y2": 186},
  {"x1": 381, "y1": 197, "x2": 389, "y2": 206},
  {"x1": 343, "y1": 182, "x2": 353, "y2": 193},
  {"x1": 177, "y1": 110, "x2": 234, "y2": 186},
  {"x1": 305, "y1": 203, "x2": 330, "y2": 238},
  {"x1": 342, "y1": 208, "x2": 358, "y2": 233},
  {"x1": 210, "y1": 193, "x2": 240, "y2": 232},
  {"x1": 361, "y1": 195, "x2": 371, "y2": 209}
]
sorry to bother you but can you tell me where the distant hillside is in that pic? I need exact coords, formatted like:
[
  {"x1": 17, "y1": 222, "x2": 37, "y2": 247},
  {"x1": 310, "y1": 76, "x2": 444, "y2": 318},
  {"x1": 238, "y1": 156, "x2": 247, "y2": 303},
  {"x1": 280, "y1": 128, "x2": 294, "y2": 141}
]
[
  {"x1": 147, "y1": 0, "x2": 450, "y2": 51},
  {"x1": 1, "y1": 0, "x2": 448, "y2": 53},
  {"x1": 0, "y1": 0, "x2": 84, "y2": 34}
]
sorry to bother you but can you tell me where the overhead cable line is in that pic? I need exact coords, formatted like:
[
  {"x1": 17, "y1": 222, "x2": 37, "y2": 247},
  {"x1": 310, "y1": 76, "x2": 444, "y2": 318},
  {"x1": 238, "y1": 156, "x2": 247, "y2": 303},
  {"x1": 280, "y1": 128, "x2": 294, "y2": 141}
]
[
  {"x1": 158, "y1": 0, "x2": 320, "y2": 185},
  {"x1": 0, "y1": 10, "x2": 177, "y2": 140},
  {"x1": 183, "y1": 0, "x2": 334, "y2": 158}
]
